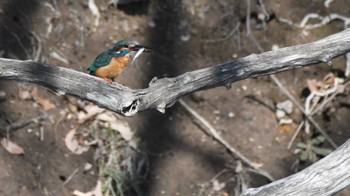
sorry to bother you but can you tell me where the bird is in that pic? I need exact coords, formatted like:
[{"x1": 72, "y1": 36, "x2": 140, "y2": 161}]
[{"x1": 87, "y1": 40, "x2": 151, "y2": 84}]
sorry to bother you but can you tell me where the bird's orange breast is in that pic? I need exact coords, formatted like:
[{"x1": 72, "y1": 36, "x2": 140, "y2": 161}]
[{"x1": 94, "y1": 55, "x2": 131, "y2": 79}]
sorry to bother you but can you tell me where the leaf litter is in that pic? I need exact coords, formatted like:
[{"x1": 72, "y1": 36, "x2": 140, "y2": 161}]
[
  {"x1": 30, "y1": 87, "x2": 55, "y2": 111},
  {"x1": 63, "y1": 102, "x2": 141, "y2": 195},
  {"x1": 1, "y1": 138, "x2": 25, "y2": 155}
]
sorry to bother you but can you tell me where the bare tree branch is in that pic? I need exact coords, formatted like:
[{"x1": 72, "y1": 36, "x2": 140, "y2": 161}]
[
  {"x1": 1, "y1": 29, "x2": 350, "y2": 116},
  {"x1": 242, "y1": 137, "x2": 350, "y2": 196}
]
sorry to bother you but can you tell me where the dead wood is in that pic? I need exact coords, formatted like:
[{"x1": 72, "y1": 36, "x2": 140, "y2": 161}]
[
  {"x1": 242, "y1": 137, "x2": 350, "y2": 196},
  {"x1": 0, "y1": 29, "x2": 350, "y2": 117}
]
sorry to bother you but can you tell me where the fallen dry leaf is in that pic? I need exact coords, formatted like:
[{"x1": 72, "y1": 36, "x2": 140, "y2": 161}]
[
  {"x1": 109, "y1": 120, "x2": 133, "y2": 141},
  {"x1": 94, "y1": 180, "x2": 102, "y2": 196},
  {"x1": 72, "y1": 190, "x2": 93, "y2": 196},
  {"x1": 39, "y1": 99, "x2": 56, "y2": 111},
  {"x1": 64, "y1": 128, "x2": 90, "y2": 154},
  {"x1": 279, "y1": 124, "x2": 292, "y2": 133},
  {"x1": 73, "y1": 180, "x2": 102, "y2": 196},
  {"x1": 96, "y1": 112, "x2": 117, "y2": 122},
  {"x1": 306, "y1": 79, "x2": 325, "y2": 93},
  {"x1": 1, "y1": 138, "x2": 24, "y2": 155},
  {"x1": 78, "y1": 104, "x2": 105, "y2": 124},
  {"x1": 251, "y1": 162, "x2": 264, "y2": 169},
  {"x1": 324, "y1": 73, "x2": 335, "y2": 87},
  {"x1": 97, "y1": 111, "x2": 133, "y2": 141},
  {"x1": 30, "y1": 87, "x2": 56, "y2": 111}
]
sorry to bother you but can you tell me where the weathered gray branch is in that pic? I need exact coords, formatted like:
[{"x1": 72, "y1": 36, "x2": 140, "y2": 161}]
[
  {"x1": 242, "y1": 137, "x2": 350, "y2": 196},
  {"x1": 1, "y1": 29, "x2": 350, "y2": 116}
]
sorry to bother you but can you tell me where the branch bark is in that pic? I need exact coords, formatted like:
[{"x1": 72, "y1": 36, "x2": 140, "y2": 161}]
[
  {"x1": 1, "y1": 29, "x2": 350, "y2": 116},
  {"x1": 242, "y1": 137, "x2": 350, "y2": 196}
]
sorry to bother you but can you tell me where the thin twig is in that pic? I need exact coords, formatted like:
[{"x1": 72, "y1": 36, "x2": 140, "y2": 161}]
[
  {"x1": 244, "y1": 21, "x2": 338, "y2": 148},
  {"x1": 270, "y1": 75, "x2": 338, "y2": 149},
  {"x1": 31, "y1": 31, "x2": 42, "y2": 62},
  {"x1": 248, "y1": 34, "x2": 264, "y2": 53},
  {"x1": 246, "y1": 0, "x2": 251, "y2": 36},
  {"x1": 88, "y1": 0, "x2": 100, "y2": 26},
  {"x1": 287, "y1": 121, "x2": 305, "y2": 149},
  {"x1": 258, "y1": 0, "x2": 270, "y2": 20},
  {"x1": 324, "y1": 0, "x2": 335, "y2": 8},
  {"x1": 11, "y1": 33, "x2": 31, "y2": 59},
  {"x1": 63, "y1": 168, "x2": 80, "y2": 185},
  {"x1": 178, "y1": 99, "x2": 274, "y2": 181},
  {"x1": 304, "y1": 92, "x2": 315, "y2": 135},
  {"x1": 0, "y1": 114, "x2": 46, "y2": 134},
  {"x1": 300, "y1": 13, "x2": 350, "y2": 29},
  {"x1": 287, "y1": 81, "x2": 348, "y2": 149},
  {"x1": 236, "y1": 25, "x2": 242, "y2": 51},
  {"x1": 311, "y1": 82, "x2": 347, "y2": 115}
]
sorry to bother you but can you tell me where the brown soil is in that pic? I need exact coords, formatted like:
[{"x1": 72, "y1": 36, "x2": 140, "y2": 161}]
[{"x1": 1, "y1": 0, "x2": 350, "y2": 195}]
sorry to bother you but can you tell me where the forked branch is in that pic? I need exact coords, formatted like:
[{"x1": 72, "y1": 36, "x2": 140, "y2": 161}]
[{"x1": 1, "y1": 29, "x2": 350, "y2": 116}]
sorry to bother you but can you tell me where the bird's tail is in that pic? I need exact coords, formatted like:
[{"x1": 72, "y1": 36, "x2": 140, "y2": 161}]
[{"x1": 87, "y1": 66, "x2": 95, "y2": 75}]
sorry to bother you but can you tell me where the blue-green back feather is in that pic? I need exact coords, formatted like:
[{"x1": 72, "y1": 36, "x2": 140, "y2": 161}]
[{"x1": 88, "y1": 48, "x2": 131, "y2": 75}]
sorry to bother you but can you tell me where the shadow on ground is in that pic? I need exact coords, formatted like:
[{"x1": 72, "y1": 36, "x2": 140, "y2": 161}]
[{"x1": 133, "y1": 1, "x2": 231, "y2": 195}]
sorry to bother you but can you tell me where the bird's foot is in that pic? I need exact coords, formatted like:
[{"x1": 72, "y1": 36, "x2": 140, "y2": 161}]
[{"x1": 103, "y1": 77, "x2": 114, "y2": 84}]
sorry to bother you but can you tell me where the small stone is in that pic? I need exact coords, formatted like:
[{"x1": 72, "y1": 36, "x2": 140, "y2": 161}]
[
  {"x1": 276, "y1": 100, "x2": 293, "y2": 114},
  {"x1": 84, "y1": 163, "x2": 92, "y2": 171},
  {"x1": 18, "y1": 90, "x2": 30, "y2": 100},
  {"x1": 279, "y1": 118, "x2": 293, "y2": 125},
  {"x1": 66, "y1": 113, "x2": 73, "y2": 120},
  {"x1": 276, "y1": 109, "x2": 286, "y2": 119},
  {"x1": 228, "y1": 112, "x2": 235, "y2": 118}
]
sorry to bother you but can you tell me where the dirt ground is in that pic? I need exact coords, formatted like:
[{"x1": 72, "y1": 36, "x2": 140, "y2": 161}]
[{"x1": 1, "y1": 0, "x2": 350, "y2": 195}]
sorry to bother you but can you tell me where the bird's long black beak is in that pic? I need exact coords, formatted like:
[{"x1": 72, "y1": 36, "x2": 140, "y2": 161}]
[{"x1": 130, "y1": 45, "x2": 152, "y2": 53}]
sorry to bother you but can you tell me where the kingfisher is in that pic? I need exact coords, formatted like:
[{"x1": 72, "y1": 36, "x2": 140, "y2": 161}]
[{"x1": 87, "y1": 40, "x2": 151, "y2": 83}]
